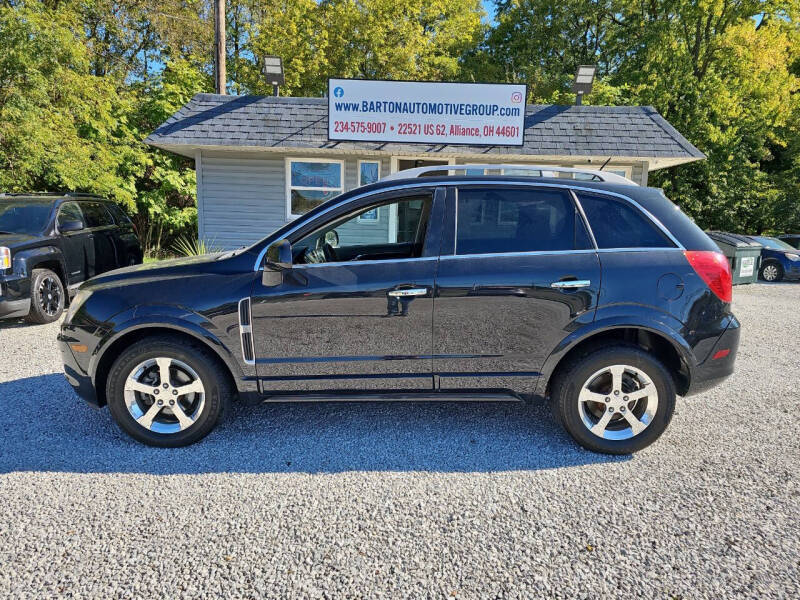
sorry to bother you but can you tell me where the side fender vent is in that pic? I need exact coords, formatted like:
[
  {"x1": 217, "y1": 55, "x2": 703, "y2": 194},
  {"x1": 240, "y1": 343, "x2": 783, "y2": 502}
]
[{"x1": 238, "y1": 297, "x2": 255, "y2": 365}]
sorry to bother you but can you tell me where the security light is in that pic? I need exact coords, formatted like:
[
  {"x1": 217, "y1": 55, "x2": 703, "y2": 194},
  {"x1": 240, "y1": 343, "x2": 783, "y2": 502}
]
[
  {"x1": 572, "y1": 65, "x2": 596, "y2": 105},
  {"x1": 262, "y1": 55, "x2": 285, "y2": 96}
]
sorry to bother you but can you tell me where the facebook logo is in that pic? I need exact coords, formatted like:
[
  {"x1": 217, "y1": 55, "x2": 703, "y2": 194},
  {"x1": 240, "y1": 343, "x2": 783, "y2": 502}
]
[{"x1": 333, "y1": 87, "x2": 344, "y2": 98}]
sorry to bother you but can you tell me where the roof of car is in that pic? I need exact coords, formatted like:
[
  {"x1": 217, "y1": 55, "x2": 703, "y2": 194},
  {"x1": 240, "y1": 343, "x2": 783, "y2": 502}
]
[
  {"x1": 0, "y1": 193, "x2": 109, "y2": 203},
  {"x1": 353, "y1": 173, "x2": 659, "y2": 198}
]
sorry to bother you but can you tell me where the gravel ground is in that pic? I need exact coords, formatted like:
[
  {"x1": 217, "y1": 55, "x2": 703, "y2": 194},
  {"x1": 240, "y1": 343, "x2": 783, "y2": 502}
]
[{"x1": 1, "y1": 282, "x2": 798, "y2": 598}]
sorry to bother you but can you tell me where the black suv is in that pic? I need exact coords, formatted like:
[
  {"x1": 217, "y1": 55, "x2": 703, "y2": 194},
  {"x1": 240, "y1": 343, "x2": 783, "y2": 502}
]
[
  {"x1": 0, "y1": 193, "x2": 142, "y2": 323},
  {"x1": 58, "y1": 168, "x2": 739, "y2": 454}
]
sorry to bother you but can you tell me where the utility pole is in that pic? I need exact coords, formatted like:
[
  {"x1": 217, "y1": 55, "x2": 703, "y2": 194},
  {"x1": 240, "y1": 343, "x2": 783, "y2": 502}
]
[{"x1": 214, "y1": 0, "x2": 226, "y2": 94}]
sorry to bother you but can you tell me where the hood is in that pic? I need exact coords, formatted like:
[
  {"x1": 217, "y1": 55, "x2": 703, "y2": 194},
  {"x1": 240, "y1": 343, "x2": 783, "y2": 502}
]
[
  {"x1": 0, "y1": 232, "x2": 46, "y2": 248},
  {"x1": 81, "y1": 252, "x2": 231, "y2": 291}
]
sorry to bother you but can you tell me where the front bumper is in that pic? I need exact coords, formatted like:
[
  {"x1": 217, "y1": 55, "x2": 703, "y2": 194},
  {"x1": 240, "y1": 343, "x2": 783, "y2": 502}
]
[
  {"x1": 0, "y1": 274, "x2": 31, "y2": 319},
  {"x1": 58, "y1": 332, "x2": 101, "y2": 408},
  {"x1": 685, "y1": 315, "x2": 741, "y2": 396}
]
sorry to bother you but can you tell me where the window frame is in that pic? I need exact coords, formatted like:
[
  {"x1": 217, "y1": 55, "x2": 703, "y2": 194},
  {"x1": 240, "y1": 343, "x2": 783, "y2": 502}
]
[
  {"x1": 285, "y1": 157, "x2": 345, "y2": 220},
  {"x1": 357, "y1": 160, "x2": 382, "y2": 222}
]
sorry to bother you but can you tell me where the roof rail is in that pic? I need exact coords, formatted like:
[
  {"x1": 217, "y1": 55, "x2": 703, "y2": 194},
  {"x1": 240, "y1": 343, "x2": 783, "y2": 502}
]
[
  {"x1": 0, "y1": 191, "x2": 106, "y2": 199},
  {"x1": 380, "y1": 164, "x2": 638, "y2": 186}
]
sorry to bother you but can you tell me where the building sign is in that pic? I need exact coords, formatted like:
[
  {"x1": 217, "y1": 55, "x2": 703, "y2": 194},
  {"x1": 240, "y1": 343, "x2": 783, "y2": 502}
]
[{"x1": 328, "y1": 79, "x2": 527, "y2": 146}]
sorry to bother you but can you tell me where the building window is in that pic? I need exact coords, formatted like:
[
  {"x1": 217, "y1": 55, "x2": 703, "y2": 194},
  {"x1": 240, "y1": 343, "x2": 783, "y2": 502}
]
[
  {"x1": 358, "y1": 160, "x2": 380, "y2": 186},
  {"x1": 357, "y1": 161, "x2": 381, "y2": 221},
  {"x1": 286, "y1": 158, "x2": 344, "y2": 219}
]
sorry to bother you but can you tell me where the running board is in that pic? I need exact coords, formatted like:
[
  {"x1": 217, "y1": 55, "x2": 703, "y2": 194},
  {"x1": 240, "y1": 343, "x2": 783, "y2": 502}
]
[{"x1": 261, "y1": 392, "x2": 524, "y2": 403}]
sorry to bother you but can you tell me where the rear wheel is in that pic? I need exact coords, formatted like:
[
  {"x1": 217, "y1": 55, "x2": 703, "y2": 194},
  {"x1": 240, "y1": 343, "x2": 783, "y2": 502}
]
[
  {"x1": 551, "y1": 345, "x2": 676, "y2": 454},
  {"x1": 106, "y1": 336, "x2": 231, "y2": 447},
  {"x1": 25, "y1": 268, "x2": 65, "y2": 324},
  {"x1": 759, "y1": 261, "x2": 783, "y2": 282}
]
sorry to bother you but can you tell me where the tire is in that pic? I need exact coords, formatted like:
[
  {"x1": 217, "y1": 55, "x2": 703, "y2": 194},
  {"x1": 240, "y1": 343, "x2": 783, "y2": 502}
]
[
  {"x1": 106, "y1": 336, "x2": 232, "y2": 447},
  {"x1": 25, "y1": 268, "x2": 65, "y2": 324},
  {"x1": 759, "y1": 261, "x2": 783, "y2": 282},
  {"x1": 550, "y1": 344, "x2": 676, "y2": 454}
]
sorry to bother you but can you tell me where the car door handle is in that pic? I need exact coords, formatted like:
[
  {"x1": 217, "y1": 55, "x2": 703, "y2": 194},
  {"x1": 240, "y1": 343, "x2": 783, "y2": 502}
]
[
  {"x1": 550, "y1": 280, "x2": 591, "y2": 289},
  {"x1": 388, "y1": 288, "x2": 428, "y2": 297}
]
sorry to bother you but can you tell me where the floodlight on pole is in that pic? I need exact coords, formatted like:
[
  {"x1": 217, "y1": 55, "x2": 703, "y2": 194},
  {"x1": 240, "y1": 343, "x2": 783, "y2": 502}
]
[
  {"x1": 572, "y1": 65, "x2": 596, "y2": 106},
  {"x1": 262, "y1": 56, "x2": 285, "y2": 97}
]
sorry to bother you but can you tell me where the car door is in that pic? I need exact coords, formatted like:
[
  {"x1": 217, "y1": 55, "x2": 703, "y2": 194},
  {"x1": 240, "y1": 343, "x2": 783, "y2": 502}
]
[
  {"x1": 432, "y1": 184, "x2": 601, "y2": 394},
  {"x1": 56, "y1": 202, "x2": 94, "y2": 286},
  {"x1": 81, "y1": 202, "x2": 120, "y2": 275},
  {"x1": 105, "y1": 203, "x2": 142, "y2": 265},
  {"x1": 249, "y1": 188, "x2": 444, "y2": 393}
]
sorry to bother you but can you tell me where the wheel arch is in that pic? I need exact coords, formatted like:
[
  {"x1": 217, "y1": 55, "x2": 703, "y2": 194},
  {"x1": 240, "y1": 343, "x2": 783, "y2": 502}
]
[
  {"x1": 92, "y1": 321, "x2": 242, "y2": 408},
  {"x1": 537, "y1": 321, "x2": 694, "y2": 399},
  {"x1": 16, "y1": 247, "x2": 68, "y2": 293}
]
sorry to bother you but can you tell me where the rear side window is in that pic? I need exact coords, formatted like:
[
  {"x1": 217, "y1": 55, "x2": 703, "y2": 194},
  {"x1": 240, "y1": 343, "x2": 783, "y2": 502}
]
[
  {"x1": 577, "y1": 193, "x2": 674, "y2": 249},
  {"x1": 81, "y1": 202, "x2": 114, "y2": 228},
  {"x1": 106, "y1": 203, "x2": 133, "y2": 226},
  {"x1": 57, "y1": 202, "x2": 84, "y2": 227},
  {"x1": 456, "y1": 187, "x2": 592, "y2": 255}
]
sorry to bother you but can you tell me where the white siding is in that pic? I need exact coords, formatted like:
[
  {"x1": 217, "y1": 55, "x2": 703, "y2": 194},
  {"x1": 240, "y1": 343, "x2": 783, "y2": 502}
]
[
  {"x1": 200, "y1": 151, "x2": 286, "y2": 249},
  {"x1": 199, "y1": 152, "x2": 395, "y2": 250}
]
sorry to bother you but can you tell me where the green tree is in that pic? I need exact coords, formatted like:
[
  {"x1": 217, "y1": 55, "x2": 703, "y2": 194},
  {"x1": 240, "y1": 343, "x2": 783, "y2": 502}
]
[
  {"x1": 0, "y1": 4, "x2": 131, "y2": 201},
  {"x1": 471, "y1": 0, "x2": 800, "y2": 233}
]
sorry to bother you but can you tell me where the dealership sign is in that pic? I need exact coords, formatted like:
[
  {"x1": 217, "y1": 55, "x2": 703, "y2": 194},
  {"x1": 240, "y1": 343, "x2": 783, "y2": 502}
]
[{"x1": 328, "y1": 79, "x2": 527, "y2": 146}]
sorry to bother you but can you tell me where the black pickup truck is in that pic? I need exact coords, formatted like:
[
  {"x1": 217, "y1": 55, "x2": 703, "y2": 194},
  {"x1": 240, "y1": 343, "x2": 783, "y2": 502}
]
[{"x1": 0, "y1": 193, "x2": 142, "y2": 323}]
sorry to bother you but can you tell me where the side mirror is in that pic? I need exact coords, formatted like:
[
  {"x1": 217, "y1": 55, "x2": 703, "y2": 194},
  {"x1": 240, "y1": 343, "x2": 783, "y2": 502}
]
[
  {"x1": 60, "y1": 220, "x2": 84, "y2": 233},
  {"x1": 265, "y1": 239, "x2": 293, "y2": 270}
]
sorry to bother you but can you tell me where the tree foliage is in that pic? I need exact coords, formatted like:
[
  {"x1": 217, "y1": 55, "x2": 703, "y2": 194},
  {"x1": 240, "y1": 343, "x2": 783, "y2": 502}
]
[{"x1": 0, "y1": 0, "x2": 798, "y2": 246}]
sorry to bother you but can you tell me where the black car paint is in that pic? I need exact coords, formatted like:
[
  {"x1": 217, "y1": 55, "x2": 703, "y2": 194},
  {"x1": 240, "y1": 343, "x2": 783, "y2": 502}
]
[
  {"x1": 0, "y1": 196, "x2": 143, "y2": 319},
  {"x1": 59, "y1": 177, "x2": 739, "y2": 409}
]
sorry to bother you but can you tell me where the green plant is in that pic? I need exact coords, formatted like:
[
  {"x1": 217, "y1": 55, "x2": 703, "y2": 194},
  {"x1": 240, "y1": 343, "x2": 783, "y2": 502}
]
[{"x1": 170, "y1": 235, "x2": 222, "y2": 257}]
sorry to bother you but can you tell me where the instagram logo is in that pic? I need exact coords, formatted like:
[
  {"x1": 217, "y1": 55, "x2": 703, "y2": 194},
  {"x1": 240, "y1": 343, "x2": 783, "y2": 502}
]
[{"x1": 510, "y1": 92, "x2": 523, "y2": 103}]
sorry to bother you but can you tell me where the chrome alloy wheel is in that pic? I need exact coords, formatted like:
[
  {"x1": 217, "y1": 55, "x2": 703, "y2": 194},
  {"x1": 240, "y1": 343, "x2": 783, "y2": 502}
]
[
  {"x1": 37, "y1": 275, "x2": 62, "y2": 316},
  {"x1": 578, "y1": 364, "x2": 659, "y2": 441},
  {"x1": 123, "y1": 357, "x2": 205, "y2": 434},
  {"x1": 762, "y1": 264, "x2": 779, "y2": 281}
]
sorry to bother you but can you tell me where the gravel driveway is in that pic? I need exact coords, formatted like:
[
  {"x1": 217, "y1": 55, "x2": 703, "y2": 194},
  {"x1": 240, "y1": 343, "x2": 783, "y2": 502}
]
[{"x1": 1, "y1": 283, "x2": 798, "y2": 598}]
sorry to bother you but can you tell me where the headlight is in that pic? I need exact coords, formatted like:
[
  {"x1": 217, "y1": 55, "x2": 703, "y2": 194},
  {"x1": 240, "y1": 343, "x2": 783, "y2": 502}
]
[
  {"x1": 66, "y1": 289, "x2": 92, "y2": 322},
  {"x1": 0, "y1": 247, "x2": 10, "y2": 270},
  {"x1": 786, "y1": 253, "x2": 800, "y2": 262}
]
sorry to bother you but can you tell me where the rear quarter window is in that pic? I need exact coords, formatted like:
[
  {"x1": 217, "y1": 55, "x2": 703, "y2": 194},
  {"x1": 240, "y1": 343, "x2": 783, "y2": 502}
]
[{"x1": 577, "y1": 193, "x2": 675, "y2": 249}]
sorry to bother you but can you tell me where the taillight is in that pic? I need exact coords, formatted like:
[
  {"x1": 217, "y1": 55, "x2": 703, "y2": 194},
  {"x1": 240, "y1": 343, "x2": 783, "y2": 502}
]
[{"x1": 684, "y1": 251, "x2": 732, "y2": 303}]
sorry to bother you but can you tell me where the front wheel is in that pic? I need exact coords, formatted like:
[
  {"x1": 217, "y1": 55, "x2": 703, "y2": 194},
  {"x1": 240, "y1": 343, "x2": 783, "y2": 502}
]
[
  {"x1": 759, "y1": 261, "x2": 783, "y2": 282},
  {"x1": 551, "y1": 345, "x2": 676, "y2": 454},
  {"x1": 106, "y1": 336, "x2": 231, "y2": 447},
  {"x1": 25, "y1": 268, "x2": 65, "y2": 324}
]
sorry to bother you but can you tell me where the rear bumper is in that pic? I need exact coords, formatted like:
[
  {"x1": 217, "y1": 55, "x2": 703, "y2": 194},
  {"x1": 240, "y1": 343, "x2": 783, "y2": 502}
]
[
  {"x1": 685, "y1": 315, "x2": 741, "y2": 396},
  {"x1": 58, "y1": 332, "x2": 101, "y2": 408}
]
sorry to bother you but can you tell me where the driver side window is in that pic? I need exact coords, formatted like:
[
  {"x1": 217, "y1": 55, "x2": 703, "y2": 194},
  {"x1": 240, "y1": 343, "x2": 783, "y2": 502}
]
[{"x1": 294, "y1": 195, "x2": 433, "y2": 265}]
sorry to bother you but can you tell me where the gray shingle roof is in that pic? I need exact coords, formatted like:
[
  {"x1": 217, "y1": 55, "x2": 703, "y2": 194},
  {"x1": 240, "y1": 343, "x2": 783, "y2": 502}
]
[{"x1": 144, "y1": 93, "x2": 704, "y2": 160}]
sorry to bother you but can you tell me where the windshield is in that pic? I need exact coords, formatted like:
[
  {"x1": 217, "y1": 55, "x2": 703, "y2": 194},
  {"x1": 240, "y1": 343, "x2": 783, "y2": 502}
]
[
  {"x1": 0, "y1": 201, "x2": 53, "y2": 235},
  {"x1": 752, "y1": 236, "x2": 796, "y2": 251}
]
